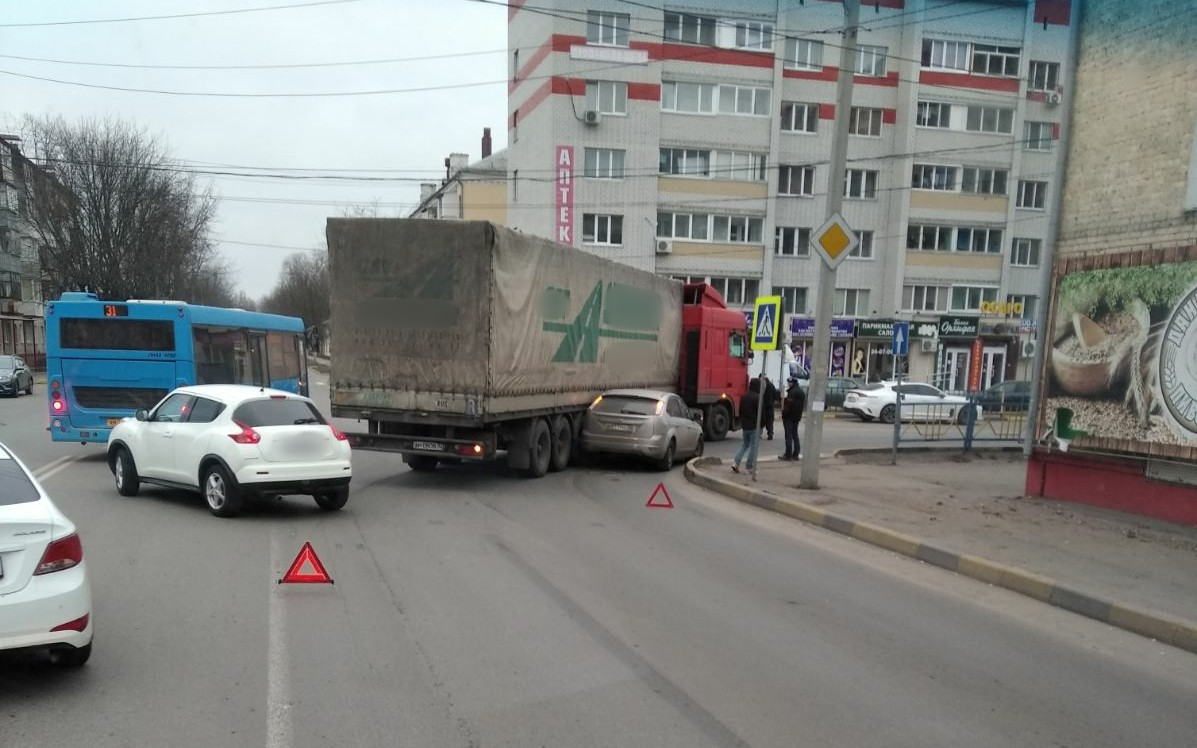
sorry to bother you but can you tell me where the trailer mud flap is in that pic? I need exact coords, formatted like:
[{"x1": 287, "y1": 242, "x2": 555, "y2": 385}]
[{"x1": 504, "y1": 420, "x2": 533, "y2": 470}]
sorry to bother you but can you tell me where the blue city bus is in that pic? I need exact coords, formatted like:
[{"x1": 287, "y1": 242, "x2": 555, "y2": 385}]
[{"x1": 45, "y1": 293, "x2": 308, "y2": 444}]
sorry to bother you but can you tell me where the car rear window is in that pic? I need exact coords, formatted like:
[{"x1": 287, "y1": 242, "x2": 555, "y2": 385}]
[
  {"x1": 232, "y1": 399, "x2": 326, "y2": 427},
  {"x1": 860, "y1": 383, "x2": 887, "y2": 391},
  {"x1": 0, "y1": 458, "x2": 40, "y2": 505},
  {"x1": 593, "y1": 396, "x2": 660, "y2": 416}
]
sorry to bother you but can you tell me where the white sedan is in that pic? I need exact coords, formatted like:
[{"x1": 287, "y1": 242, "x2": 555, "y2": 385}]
[
  {"x1": 1, "y1": 442, "x2": 93, "y2": 666},
  {"x1": 843, "y1": 381, "x2": 983, "y2": 424},
  {"x1": 107, "y1": 385, "x2": 352, "y2": 518}
]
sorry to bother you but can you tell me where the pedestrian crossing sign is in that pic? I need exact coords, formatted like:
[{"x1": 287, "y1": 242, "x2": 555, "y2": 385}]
[{"x1": 751, "y1": 295, "x2": 782, "y2": 351}]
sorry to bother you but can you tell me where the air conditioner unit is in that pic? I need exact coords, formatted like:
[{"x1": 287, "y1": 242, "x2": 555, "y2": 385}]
[
  {"x1": 583, "y1": 110, "x2": 601, "y2": 125},
  {"x1": 655, "y1": 239, "x2": 673, "y2": 255},
  {"x1": 1046, "y1": 92, "x2": 1062, "y2": 106},
  {"x1": 1022, "y1": 339, "x2": 1037, "y2": 358},
  {"x1": 920, "y1": 338, "x2": 937, "y2": 353}
]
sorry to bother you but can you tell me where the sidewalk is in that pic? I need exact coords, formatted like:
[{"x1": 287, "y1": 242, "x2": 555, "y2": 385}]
[{"x1": 686, "y1": 449, "x2": 1197, "y2": 655}]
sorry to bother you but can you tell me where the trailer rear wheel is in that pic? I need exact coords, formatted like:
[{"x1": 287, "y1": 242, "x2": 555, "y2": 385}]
[
  {"x1": 524, "y1": 418, "x2": 552, "y2": 478},
  {"x1": 549, "y1": 416, "x2": 572, "y2": 472},
  {"x1": 704, "y1": 403, "x2": 731, "y2": 441}
]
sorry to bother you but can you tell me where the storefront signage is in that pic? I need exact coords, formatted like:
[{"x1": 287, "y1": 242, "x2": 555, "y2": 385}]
[
  {"x1": 938, "y1": 315, "x2": 979, "y2": 338},
  {"x1": 913, "y1": 322, "x2": 938, "y2": 339},
  {"x1": 554, "y1": 145, "x2": 574, "y2": 245},
  {"x1": 855, "y1": 319, "x2": 894, "y2": 339},
  {"x1": 968, "y1": 338, "x2": 984, "y2": 392},
  {"x1": 980, "y1": 300, "x2": 1025, "y2": 316},
  {"x1": 790, "y1": 317, "x2": 856, "y2": 338}
]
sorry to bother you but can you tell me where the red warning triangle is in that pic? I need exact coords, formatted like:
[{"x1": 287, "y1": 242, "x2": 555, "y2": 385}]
[
  {"x1": 646, "y1": 482, "x2": 674, "y2": 509},
  {"x1": 279, "y1": 541, "x2": 334, "y2": 584}
]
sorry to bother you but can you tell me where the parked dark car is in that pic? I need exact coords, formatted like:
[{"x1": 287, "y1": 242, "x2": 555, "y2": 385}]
[
  {"x1": 0, "y1": 355, "x2": 34, "y2": 397},
  {"x1": 977, "y1": 380, "x2": 1031, "y2": 412},
  {"x1": 794, "y1": 375, "x2": 861, "y2": 408}
]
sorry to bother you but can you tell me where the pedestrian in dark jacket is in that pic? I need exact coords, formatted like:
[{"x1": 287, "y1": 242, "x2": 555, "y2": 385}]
[
  {"x1": 732, "y1": 378, "x2": 762, "y2": 479},
  {"x1": 762, "y1": 376, "x2": 779, "y2": 440},
  {"x1": 781, "y1": 378, "x2": 806, "y2": 460}
]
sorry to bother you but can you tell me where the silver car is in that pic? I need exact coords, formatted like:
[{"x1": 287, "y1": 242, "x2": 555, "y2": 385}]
[
  {"x1": 0, "y1": 355, "x2": 34, "y2": 397},
  {"x1": 580, "y1": 389, "x2": 704, "y2": 471}
]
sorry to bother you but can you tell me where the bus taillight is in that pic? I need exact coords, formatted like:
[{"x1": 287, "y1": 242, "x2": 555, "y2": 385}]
[{"x1": 51, "y1": 388, "x2": 66, "y2": 413}]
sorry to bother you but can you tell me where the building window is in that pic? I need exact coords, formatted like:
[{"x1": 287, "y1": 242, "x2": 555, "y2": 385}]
[
  {"x1": 961, "y1": 167, "x2": 1008, "y2": 196},
  {"x1": 950, "y1": 285, "x2": 999, "y2": 312},
  {"x1": 922, "y1": 39, "x2": 970, "y2": 71},
  {"x1": 779, "y1": 165, "x2": 815, "y2": 196},
  {"x1": 511, "y1": 108, "x2": 518, "y2": 143},
  {"x1": 774, "y1": 286, "x2": 808, "y2": 314},
  {"x1": 972, "y1": 44, "x2": 1021, "y2": 77},
  {"x1": 712, "y1": 215, "x2": 764, "y2": 243},
  {"x1": 907, "y1": 224, "x2": 953, "y2": 252},
  {"x1": 584, "y1": 148, "x2": 625, "y2": 179},
  {"x1": 775, "y1": 227, "x2": 811, "y2": 257},
  {"x1": 734, "y1": 20, "x2": 773, "y2": 50},
  {"x1": 903, "y1": 284, "x2": 948, "y2": 312},
  {"x1": 659, "y1": 148, "x2": 711, "y2": 176},
  {"x1": 1006, "y1": 294, "x2": 1038, "y2": 319},
  {"x1": 661, "y1": 81, "x2": 716, "y2": 114},
  {"x1": 717, "y1": 84, "x2": 771, "y2": 116},
  {"x1": 849, "y1": 230, "x2": 874, "y2": 259},
  {"x1": 713, "y1": 150, "x2": 767, "y2": 181},
  {"x1": 512, "y1": 49, "x2": 519, "y2": 83},
  {"x1": 512, "y1": 169, "x2": 518, "y2": 202},
  {"x1": 1028, "y1": 60, "x2": 1060, "y2": 91},
  {"x1": 781, "y1": 101, "x2": 818, "y2": 133},
  {"x1": 844, "y1": 169, "x2": 878, "y2": 199},
  {"x1": 849, "y1": 107, "x2": 883, "y2": 137},
  {"x1": 955, "y1": 227, "x2": 1003, "y2": 254},
  {"x1": 1011, "y1": 238, "x2": 1042, "y2": 267},
  {"x1": 1024, "y1": 121, "x2": 1054, "y2": 151},
  {"x1": 586, "y1": 80, "x2": 627, "y2": 115},
  {"x1": 657, "y1": 212, "x2": 710, "y2": 240},
  {"x1": 1017, "y1": 180, "x2": 1048, "y2": 209},
  {"x1": 783, "y1": 38, "x2": 823, "y2": 70},
  {"x1": 853, "y1": 45, "x2": 888, "y2": 77},
  {"x1": 835, "y1": 289, "x2": 870, "y2": 316},
  {"x1": 965, "y1": 105, "x2": 1015, "y2": 134},
  {"x1": 710, "y1": 277, "x2": 759, "y2": 306},
  {"x1": 582, "y1": 214, "x2": 624, "y2": 245},
  {"x1": 912, "y1": 164, "x2": 957, "y2": 191},
  {"x1": 664, "y1": 12, "x2": 716, "y2": 45},
  {"x1": 916, "y1": 101, "x2": 952, "y2": 129},
  {"x1": 587, "y1": 11, "x2": 630, "y2": 47}
]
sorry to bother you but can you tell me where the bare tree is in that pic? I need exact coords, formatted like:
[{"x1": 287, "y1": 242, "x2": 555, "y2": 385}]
[
  {"x1": 259, "y1": 251, "x2": 329, "y2": 328},
  {"x1": 18, "y1": 115, "x2": 226, "y2": 302}
]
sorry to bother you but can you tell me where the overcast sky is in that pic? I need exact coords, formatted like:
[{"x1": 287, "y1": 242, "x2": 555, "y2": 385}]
[{"x1": 0, "y1": 0, "x2": 508, "y2": 300}]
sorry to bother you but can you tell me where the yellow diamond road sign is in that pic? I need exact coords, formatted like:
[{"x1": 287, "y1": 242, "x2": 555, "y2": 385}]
[{"x1": 813, "y1": 213, "x2": 859, "y2": 270}]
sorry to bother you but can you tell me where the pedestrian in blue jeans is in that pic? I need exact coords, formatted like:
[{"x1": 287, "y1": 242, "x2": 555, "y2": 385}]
[{"x1": 732, "y1": 378, "x2": 762, "y2": 480}]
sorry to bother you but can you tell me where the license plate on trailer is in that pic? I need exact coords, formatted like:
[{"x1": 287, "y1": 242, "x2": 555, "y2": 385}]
[
  {"x1": 412, "y1": 441, "x2": 445, "y2": 452},
  {"x1": 107, "y1": 418, "x2": 122, "y2": 426}
]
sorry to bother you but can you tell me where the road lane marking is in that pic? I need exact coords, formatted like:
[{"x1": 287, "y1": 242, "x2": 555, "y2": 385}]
[
  {"x1": 33, "y1": 454, "x2": 85, "y2": 482},
  {"x1": 267, "y1": 531, "x2": 293, "y2": 748}
]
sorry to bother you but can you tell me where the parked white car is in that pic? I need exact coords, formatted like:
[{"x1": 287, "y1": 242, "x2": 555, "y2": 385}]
[
  {"x1": 106, "y1": 385, "x2": 352, "y2": 518},
  {"x1": 843, "y1": 381, "x2": 983, "y2": 424},
  {"x1": 0, "y1": 442, "x2": 93, "y2": 666}
]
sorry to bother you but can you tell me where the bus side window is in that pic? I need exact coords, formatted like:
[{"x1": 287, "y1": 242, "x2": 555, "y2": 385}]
[{"x1": 193, "y1": 326, "x2": 252, "y2": 386}]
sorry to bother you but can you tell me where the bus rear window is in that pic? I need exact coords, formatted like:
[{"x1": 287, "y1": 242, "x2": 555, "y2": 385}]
[{"x1": 59, "y1": 318, "x2": 175, "y2": 351}]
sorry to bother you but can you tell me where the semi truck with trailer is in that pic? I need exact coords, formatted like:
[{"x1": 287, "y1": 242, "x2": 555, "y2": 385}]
[{"x1": 326, "y1": 218, "x2": 749, "y2": 477}]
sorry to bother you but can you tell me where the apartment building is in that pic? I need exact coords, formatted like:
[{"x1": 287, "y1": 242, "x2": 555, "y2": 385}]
[
  {"x1": 0, "y1": 135, "x2": 47, "y2": 365},
  {"x1": 1026, "y1": 0, "x2": 1197, "y2": 523},
  {"x1": 411, "y1": 127, "x2": 508, "y2": 224},
  {"x1": 506, "y1": 0, "x2": 1074, "y2": 390}
]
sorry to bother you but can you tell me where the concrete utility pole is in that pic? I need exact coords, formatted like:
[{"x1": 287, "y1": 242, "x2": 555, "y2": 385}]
[{"x1": 801, "y1": 0, "x2": 859, "y2": 489}]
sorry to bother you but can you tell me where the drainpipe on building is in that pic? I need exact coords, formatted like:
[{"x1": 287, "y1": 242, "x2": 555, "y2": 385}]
[{"x1": 1022, "y1": 0, "x2": 1084, "y2": 456}]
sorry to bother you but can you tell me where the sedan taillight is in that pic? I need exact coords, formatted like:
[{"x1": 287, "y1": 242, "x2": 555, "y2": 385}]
[
  {"x1": 229, "y1": 420, "x2": 261, "y2": 444},
  {"x1": 329, "y1": 425, "x2": 348, "y2": 441},
  {"x1": 35, "y1": 533, "x2": 83, "y2": 575}
]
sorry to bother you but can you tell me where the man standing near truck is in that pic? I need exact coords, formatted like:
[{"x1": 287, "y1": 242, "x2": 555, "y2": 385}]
[
  {"x1": 731, "y1": 378, "x2": 762, "y2": 480},
  {"x1": 761, "y1": 376, "x2": 779, "y2": 440},
  {"x1": 780, "y1": 376, "x2": 806, "y2": 461}
]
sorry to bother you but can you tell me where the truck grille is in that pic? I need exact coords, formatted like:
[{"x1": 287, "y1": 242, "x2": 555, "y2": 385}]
[{"x1": 71, "y1": 386, "x2": 168, "y2": 410}]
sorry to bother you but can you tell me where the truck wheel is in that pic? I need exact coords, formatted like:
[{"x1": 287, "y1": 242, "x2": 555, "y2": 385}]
[
  {"x1": 549, "y1": 416, "x2": 572, "y2": 472},
  {"x1": 704, "y1": 404, "x2": 731, "y2": 441},
  {"x1": 523, "y1": 418, "x2": 552, "y2": 478},
  {"x1": 408, "y1": 456, "x2": 439, "y2": 472}
]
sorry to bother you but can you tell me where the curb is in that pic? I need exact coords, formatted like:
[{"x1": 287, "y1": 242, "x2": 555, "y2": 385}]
[{"x1": 684, "y1": 456, "x2": 1197, "y2": 656}]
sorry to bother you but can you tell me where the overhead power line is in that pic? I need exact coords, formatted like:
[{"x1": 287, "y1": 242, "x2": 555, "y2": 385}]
[
  {"x1": 0, "y1": 0, "x2": 373, "y2": 28},
  {"x1": 0, "y1": 48, "x2": 510, "y2": 71}
]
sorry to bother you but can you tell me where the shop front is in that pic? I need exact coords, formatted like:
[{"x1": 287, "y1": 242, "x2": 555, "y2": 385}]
[
  {"x1": 933, "y1": 315, "x2": 1019, "y2": 393},
  {"x1": 854, "y1": 320, "x2": 902, "y2": 383},
  {"x1": 788, "y1": 317, "x2": 855, "y2": 376}
]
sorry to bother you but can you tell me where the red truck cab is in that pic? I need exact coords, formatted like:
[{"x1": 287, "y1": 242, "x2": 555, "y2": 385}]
[{"x1": 678, "y1": 283, "x2": 750, "y2": 440}]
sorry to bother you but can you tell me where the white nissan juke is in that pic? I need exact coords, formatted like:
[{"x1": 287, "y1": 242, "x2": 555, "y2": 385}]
[{"x1": 106, "y1": 385, "x2": 352, "y2": 518}]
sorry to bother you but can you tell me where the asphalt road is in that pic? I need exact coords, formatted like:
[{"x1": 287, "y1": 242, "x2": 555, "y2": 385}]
[{"x1": 2, "y1": 380, "x2": 1196, "y2": 748}]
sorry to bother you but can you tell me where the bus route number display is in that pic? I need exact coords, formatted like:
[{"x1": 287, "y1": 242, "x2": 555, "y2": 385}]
[{"x1": 103, "y1": 304, "x2": 129, "y2": 317}]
